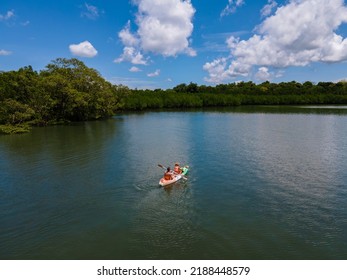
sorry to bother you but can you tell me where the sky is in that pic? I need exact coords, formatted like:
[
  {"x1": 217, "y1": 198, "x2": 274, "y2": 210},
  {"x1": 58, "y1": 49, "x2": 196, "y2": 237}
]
[{"x1": 2, "y1": 0, "x2": 347, "y2": 89}]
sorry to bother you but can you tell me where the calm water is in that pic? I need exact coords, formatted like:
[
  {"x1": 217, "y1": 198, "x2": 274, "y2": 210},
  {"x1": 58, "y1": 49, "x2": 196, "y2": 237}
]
[{"x1": 1, "y1": 106, "x2": 347, "y2": 260}]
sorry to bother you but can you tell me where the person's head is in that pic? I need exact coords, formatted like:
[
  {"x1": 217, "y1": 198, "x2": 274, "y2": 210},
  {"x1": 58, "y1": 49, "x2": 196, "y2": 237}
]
[
  {"x1": 175, "y1": 162, "x2": 179, "y2": 166},
  {"x1": 167, "y1": 167, "x2": 171, "y2": 172}
]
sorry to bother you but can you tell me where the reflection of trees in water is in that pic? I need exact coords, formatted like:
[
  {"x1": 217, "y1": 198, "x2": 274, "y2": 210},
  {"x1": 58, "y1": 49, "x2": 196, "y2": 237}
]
[
  {"x1": 1, "y1": 118, "x2": 120, "y2": 164},
  {"x1": 0, "y1": 118, "x2": 122, "y2": 210}
]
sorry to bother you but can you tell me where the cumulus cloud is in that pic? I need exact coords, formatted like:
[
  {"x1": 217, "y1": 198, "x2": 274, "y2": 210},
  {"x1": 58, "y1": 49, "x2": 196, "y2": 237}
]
[
  {"x1": 69, "y1": 41, "x2": 98, "y2": 57},
  {"x1": 147, "y1": 69, "x2": 160, "y2": 77},
  {"x1": 0, "y1": 10, "x2": 14, "y2": 21},
  {"x1": 255, "y1": 67, "x2": 271, "y2": 81},
  {"x1": 0, "y1": 49, "x2": 12, "y2": 56},
  {"x1": 203, "y1": 58, "x2": 230, "y2": 83},
  {"x1": 115, "y1": 0, "x2": 196, "y2": 65},
  {"x1": 204, "y1": 0, "x2": 347, "y2": 83},
  {"x1": 221, "y1": 0, "x2": 245, "y2": 17},
  {"x1": 119, "y1": 21, "x2": 139, "y2": 47},
  {"x1": 114, "y1": 46, "x2": 148, "y2": 65}
]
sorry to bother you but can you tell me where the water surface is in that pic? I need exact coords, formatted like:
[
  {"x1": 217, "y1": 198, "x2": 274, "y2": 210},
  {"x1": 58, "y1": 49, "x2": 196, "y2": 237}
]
[{"x1": 1, "y1": 106, "x2": 347, "y2": 259}]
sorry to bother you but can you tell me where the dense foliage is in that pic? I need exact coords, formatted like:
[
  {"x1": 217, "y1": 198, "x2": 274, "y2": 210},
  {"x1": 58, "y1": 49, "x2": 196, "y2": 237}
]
[
  {"x1": 1, "y1": 58, "x2": 347, "y2": 133},
  {"x1": 119, "y1": 81, "x2": 347, "y2": 110},
  {"x1": 0, "y1": 58, "x2": 126, "y2": 133}
]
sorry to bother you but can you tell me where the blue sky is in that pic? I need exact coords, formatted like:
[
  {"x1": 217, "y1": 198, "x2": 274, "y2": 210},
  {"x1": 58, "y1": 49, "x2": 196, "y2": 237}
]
[{"x1": 2, "y1": 0, "x2": 347, "y2": 89}]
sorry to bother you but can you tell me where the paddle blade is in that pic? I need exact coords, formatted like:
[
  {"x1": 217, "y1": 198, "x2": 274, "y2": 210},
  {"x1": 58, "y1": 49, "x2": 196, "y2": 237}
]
[{"x1": 158, "y1": 164, "x2": 165, "y2": 169}]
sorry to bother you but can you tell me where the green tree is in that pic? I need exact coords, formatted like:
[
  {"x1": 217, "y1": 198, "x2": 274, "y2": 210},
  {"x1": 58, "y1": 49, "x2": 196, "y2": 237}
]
[
  {"x1": 186, "y1": 82, "x2": 198, "y2": 93},
  {"x1": 0, "y1": 99, "x2": 34, "y2": 125},
  {"x1": 0, "y1": 66, "x2": 39, "y2": 103},
  {"x1": 40, "y1": 58, "x2": 118, "y2": 121},
  {"x1": 173, "y1": 83, "x2": 187, "y2": 93}
]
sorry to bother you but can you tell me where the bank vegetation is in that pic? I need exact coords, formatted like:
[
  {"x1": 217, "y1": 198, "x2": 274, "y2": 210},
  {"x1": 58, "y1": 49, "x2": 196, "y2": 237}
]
[{"x1": 1, "y1": 58, "x2": 347, "y2": 133}]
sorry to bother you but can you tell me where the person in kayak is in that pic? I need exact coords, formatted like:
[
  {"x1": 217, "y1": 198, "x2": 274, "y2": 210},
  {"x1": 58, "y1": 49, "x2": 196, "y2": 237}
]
[
  {"x1": 164, "y1": 167, "x2": 174, "y2": 180},
  {"x1": 174, "y1": 162, "x2": 182, "y2": 174}
]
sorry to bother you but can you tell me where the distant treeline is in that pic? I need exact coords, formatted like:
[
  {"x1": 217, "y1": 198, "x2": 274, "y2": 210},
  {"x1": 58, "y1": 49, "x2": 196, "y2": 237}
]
[
  {"x1": 122, "y1": 80, "x2": 347, "y2": 110},
  {"x1": 1, "y1": 58, "x2": 347, "y2": 133}
]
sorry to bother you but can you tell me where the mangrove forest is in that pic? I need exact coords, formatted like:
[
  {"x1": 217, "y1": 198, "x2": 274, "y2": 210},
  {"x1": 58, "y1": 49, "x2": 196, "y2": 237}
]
[{"x1": 2, "y1": 58, "x2": 347, "y2": 134}]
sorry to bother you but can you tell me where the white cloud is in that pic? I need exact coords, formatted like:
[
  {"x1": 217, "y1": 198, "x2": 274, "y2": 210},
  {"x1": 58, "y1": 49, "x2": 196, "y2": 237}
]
[
  {"x1": 255, "y1": 67, "x2": 271, "y2": 81},
  {"x1": 0, "y1": 49, "x2": 12, "y2": 56},
  {"x1": 69, "y1": 41, "x2": 98, "y2": 57},
  {"x1": 136, "y1": 0, "x2": 196, "y2": 56},
  {"x1": 129, "y1": 66, "x2": 142, "y2": 72},
  {"x1": 115, "y1": 0, "x2": 196, "y2": 65},
  {"x1": 203, "y1": 58, "x2": 229, "y2": 83},
  {"x1": 221, "y1": 0, "x2": 245, "y2": 17},
  {"x1": 204, "y1": 0, "x2": 347, "y2": 83},
  {"x1": 147, "y1": 69, "x2": 160, "y2": 77},
  {"x1": 81, "y1": 3, "x2": 101, "y2": 20},
  {"x1": 261, "y1": 0, "x2": 277, "y2": 18},
  {"x1": 0, "y1": 10, "x2": 14, "y2": 21},
  {"x1": 119, "y1": 21, "x2": 139, "y2": 47},
  {"x1": 114, "y1": 46, "x2": 148, "y2": 65}
]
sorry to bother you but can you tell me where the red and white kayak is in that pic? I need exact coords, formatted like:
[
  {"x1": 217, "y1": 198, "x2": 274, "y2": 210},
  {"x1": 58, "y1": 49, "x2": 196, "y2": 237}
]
[
  {"x1": 159, "y1": 166, "x2": 189, "y2": 187},
  {"x1": 159, "y1": 173, "x2": 182, "y2": 187}
]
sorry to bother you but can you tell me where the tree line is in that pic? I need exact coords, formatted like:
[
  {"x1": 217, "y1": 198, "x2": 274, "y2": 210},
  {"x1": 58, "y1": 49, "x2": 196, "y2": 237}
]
[
  {"x1": 1, "y1": 58, "x2": 347, "y2": 133},
  {"x1": 118, "y1": 80, "x2": 347, "y2": 110}
]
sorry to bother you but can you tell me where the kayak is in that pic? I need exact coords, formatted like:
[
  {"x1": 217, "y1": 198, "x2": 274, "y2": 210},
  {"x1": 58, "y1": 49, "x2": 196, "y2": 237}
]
[{"x1": 159, "y1": 166, "x2": 189, "y2": 187}]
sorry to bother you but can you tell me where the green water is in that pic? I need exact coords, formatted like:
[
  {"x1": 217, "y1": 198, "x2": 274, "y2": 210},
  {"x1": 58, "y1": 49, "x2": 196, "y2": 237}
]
[{"x1": 1, "y1": 106, "x2": 347, "y2": 259}]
